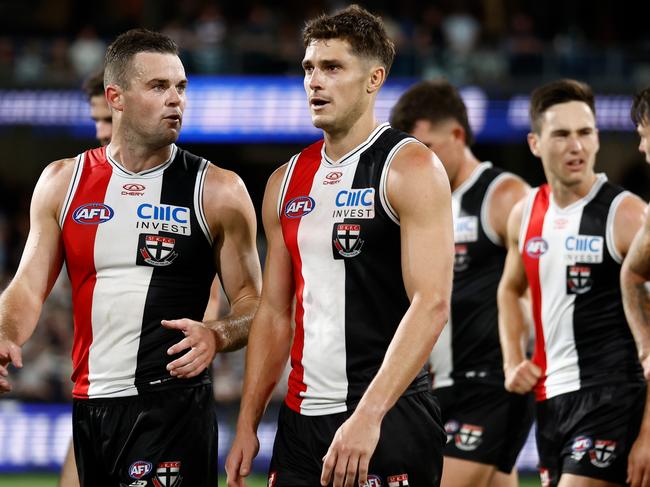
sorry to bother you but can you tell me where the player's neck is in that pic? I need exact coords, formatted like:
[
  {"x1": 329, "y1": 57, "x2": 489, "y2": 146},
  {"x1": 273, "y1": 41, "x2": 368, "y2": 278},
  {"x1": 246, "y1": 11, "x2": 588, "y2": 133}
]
[
  {"x1": 549, "y1": 172, "x2": 598, "y2": 208},
  {"x1": 323, "y1": 113, "x2": 379, "y2": 162},
  {"x1": 108, "y1": 138, "x2": 174, "y2": 174},
  {"x1": 450, "y1": 148, "x2": 481, "y2": 192}
]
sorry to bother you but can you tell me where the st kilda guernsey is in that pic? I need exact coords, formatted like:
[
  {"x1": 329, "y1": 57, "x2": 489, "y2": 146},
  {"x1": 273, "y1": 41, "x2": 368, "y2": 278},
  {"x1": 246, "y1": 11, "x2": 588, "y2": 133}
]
[
  {"x1": 60, "y1": 145, "x2": 215, "y2": 399},
  {"x1": 278, "y1": 123, "x2": 431, "y2": 416},
  {"x1": 519, "y1": 174, "x2": 643, "y2": 401}
]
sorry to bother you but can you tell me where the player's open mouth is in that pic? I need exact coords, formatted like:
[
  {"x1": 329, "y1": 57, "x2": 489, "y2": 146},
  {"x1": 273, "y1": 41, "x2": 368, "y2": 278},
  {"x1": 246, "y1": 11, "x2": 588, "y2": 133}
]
[
  {"x1": 566, "y1": 159, "x2": 584, "y2": 169},
  {"x1": 310, "y1": 98, "x2": 330, "y2": 109}
]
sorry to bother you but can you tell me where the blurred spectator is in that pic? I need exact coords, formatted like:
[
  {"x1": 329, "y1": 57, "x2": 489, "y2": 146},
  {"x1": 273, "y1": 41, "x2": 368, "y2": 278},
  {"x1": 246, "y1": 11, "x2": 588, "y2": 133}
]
[
  {"x1": 68, "y1": 26, "x2": 105, "y2": 79},
  {"x1": 14, "y1": 39, "x2": 46, "y2": 83}
]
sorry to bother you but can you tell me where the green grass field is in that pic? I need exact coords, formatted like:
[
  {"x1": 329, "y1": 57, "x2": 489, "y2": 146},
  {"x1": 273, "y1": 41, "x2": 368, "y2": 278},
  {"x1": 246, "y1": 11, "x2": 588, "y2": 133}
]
[{"x1": 0, "y1": 473, "x2": 543, "y2": 486}]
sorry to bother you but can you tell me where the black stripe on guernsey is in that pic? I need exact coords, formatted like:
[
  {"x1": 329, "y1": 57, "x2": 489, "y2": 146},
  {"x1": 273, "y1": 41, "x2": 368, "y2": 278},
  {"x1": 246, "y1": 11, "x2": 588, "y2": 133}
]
[
  {"x1": 135, "y1": 149, "x2": 216, "y2": 393},
  {"x1": 573, "y1": 182, "x2": 642, "y2": 388},
  {"x1": 343, "y1": 127, "x2": 429, "y2": 407},
  {"x1": 449, "y1": 166, "x2": 507, "y2": 385}
]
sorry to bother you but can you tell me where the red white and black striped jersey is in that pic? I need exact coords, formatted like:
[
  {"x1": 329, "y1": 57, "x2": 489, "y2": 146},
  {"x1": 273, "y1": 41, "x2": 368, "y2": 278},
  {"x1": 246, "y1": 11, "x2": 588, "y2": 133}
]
[
  {"x1": 278, "y1": 123, "x2": 431, "y2": 416},
  {"x1": 519, "y1": 174, "x2": 642, "y2": 401},
  {"x1": 60, "y1": 145, "x2": 215, "y2": 399}
]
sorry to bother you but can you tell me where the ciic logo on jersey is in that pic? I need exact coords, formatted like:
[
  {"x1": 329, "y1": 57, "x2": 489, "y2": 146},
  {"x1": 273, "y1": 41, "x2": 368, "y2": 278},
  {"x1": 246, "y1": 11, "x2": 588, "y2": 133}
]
[
  {"x1": 589, "y1": 440, "x2": 617, "y2": 468},
  {"x1": 444, "y1": 419, "x2": 460, "y2": 444},
  {"x1": 323, "y1": 171, "x2": 343, "y2": 185},
  {"x1": 362, "y1": 475, "x2": 382, "y2": 487},
  {"x1": 332, "y1": 223, "x2": 364, "y2": 258},
  {"x1": 526, "y1": 237, "x2": 548, "y2": 258},
  {"x1": 566, "y1": 265, "x2": 593, "y2": 295},
  {"x1": 565, "y1": 235, "x2": 603, "y2": 264},
  {"x1": 454, "y1": 216, "x2": 478, "y2": 243},
  {"x1": 570, "y1": 436, "x2": 593, "y2": 462},
  {"x1": 122, "y1": 183, "x2": 146, "y2": 196},
  {"x1": 284, "y1": 196, "x2": 315, "y2": 218},
  {"x1": 455, "y1": 423, "x2": 484, "y2": 451},
  {"x1": 332, "y1": 188, "x2": 375, "y2": 219},
  {"x1": 72, "y1": 203, "x2": 114, "y2": 224},
  {"x1": 268, "y1": 471, "x2": 277, "y2": 487},
  {"x1": 387, "y1": 473, "x2": 409, "y2": 486},
  {"x1": 136, "y1": 203, "x2": 191, "y2": 236},
  {"x1": 539, "y1": 468, "x2": 551, "y2": 487},
  {"x1": 153, "y1": 461, "x2": 182, "y2": 487},
  {"x1": 454, "y1": 244, "x2": 470, "y2": 272},
  {"x1": 138, "y1": 234, "x2": 178, "y2": 267}
]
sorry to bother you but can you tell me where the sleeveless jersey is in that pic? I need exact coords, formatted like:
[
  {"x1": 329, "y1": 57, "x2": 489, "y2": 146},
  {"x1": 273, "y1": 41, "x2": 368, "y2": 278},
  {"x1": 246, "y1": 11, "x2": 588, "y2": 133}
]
[
  {"x1": 519, "y1": 174, "x2": 643, "y2": 401},
  {"x1": 431, "y1": 163, "x2": 513, "y2": 388},
  {"x1": 278, "y1": 123, "x2": 430, "y2": 416},
  {"x1": 60, "y1": 145, "x2": 216, "y2": 399}
]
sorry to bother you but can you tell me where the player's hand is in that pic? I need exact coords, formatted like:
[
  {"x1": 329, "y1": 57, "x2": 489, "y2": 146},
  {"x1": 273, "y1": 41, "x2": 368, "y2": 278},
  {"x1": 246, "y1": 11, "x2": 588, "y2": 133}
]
[
  {"x1": 162, "y1": 319, "x2": 218, "y2": 379},
  {"x1": 225, "y1": 427, "x2": 260, "y2": 487},
  {"x1": 628, "y1": 428, "x2": 650, "y2": 487},
  {"x1": 0, "y1": 339, "x2": 23, "y2": 393},
  {"x1": 320, "y1": 409, "x2": 381, "y2": 487},
  {"x1": 504, "y1": 360, "x2": 541, "y2": 394}
]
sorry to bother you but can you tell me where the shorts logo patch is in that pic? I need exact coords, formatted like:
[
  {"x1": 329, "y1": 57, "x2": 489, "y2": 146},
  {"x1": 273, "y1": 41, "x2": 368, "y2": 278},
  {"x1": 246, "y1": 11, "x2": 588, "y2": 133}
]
[
  {"x1": 129, "y1": 460, "x2": 153, "y2": 479},
  {"x1": 138, "y1": 234, "x2": 179, "y2": 267},
  {"x1": 570, "y1": 435, "x2": 593, "y2": 462},
  {"x1": 268, "y1": 471, "x2": 277, "y2": 487},
  {"x1": 539, "y1": 468, "x2": 550, "y2": 487},
  {"x1": 589, "y1": 440, "x2": 617, "y2": 468},
  {"x1": 332, "y1": 223, "x2": 364, "y2": 258},
  {"x1": 361, "y1": 475, "x2": 382, "y2": 486},
  {"x1": 455, "y1": 423, "x2": 483, "y2": 451},
  {"x1": 152, "y1": 461, "x2": 182, "y2": 487},
  {"x1": 566, "y1": 265, "x2": 593, "y2": 295},
  {"x1": 387, "y1": 473, "x2": 409, "y2": 486},
  {"x1": 454, "y1": 244, "x2": 470, "y2": 272},
  {"x1": 444, "y1": 419, "x2": 460, "y2": 444}
]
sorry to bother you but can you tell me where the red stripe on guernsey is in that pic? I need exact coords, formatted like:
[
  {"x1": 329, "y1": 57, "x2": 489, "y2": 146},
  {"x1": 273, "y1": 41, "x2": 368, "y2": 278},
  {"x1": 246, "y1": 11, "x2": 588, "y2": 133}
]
[
  {"x1": 522, "y1": 185, "x2": 551, "y2": 401},
  {"x1": 281, "y1": 140, "x2": 323, "y2": 413},
  {"x1": 63, "y1": 147, "x2": 112, "y2": 398}
]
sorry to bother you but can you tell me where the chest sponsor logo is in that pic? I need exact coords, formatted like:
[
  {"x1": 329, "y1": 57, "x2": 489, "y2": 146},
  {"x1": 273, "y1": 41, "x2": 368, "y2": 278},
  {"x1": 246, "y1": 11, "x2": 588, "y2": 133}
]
[
  {"x1": 129, "y1": 461, "x2": 152, "y2": 479},
  {"x1": 284, "y1": 196, "x2": 315, "y2": 218},
  {"x1": 137, "y1": 234, "x2": 178, "y2": 267},
  {"x1": 332, "y1": 223, "x2": 364, "y2": 258},
  {"x1": 135, "y1": 203, "x2": 191, "y2": 236},
  {"x1": 387, "y1": 474, "x2": 409, "y2": 486},
  {"x1": 122, "y1": 183, "x2": 145, "y2": 196},
  {"x1": 525, "y1": 237, "x2": 548, "y2": 258},
  {"x1": 323, "y1": 171, "x2": 343, "y2": 185},
  {"x1": 565, "y1": 235, "x2": 603, "y2": 263},
  {"x1": 72, "y1": 203, "x2": 114, "y2": 224},
  {"x1": 362, "y1": 475, "x2": 382, "y2": 487},
  {"x1": 454, "y1": 423, "x2": 484, "y2": 451},
  {"x1": 154, "y1": 461, "x2": 182, "y2": 487},
  {"x1": 454, "y1": 244, "x2": 470, "y2": 272},
  {"x1": 567, "y1": 265, "x2": 593, "y2": 295},
  {"x1": 570, "y1": 436, "x2": 592, "y2": 462},
  {"x1": 589, "y1": 440, "x2": 617, "y2": 468},
  {"x1": 553, "y1": 217, "x2": 568, "y2": 230},
  {"x1": 454, "y1": 216, "x2": 478, "y2": 243},
  {"x1": 333, "y1": 188, "x2": 375, "y2": 219}
]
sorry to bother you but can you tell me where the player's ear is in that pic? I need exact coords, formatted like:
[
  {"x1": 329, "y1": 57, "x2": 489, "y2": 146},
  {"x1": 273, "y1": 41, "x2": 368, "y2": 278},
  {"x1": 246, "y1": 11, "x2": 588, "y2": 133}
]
[
  {"x1": 106, "y1": 84, "x2": 124, "y2": 112},
  {"x1": 527, "y1": 132, "x2": 541, "y2": 158},
  {"x1": 367, "y1": 65, "x2": 385, "y2": 94}
]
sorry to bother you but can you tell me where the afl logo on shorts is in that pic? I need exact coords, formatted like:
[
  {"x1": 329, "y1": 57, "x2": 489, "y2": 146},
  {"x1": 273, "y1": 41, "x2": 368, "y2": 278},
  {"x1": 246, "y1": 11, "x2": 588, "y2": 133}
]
[
  {"x1": 363, "y1": 474, "x2": 382, "y2": 486},
  {"x1": 284, "y1": 196, "x2": 315, "y2": 218},
  {"x1": 128, "y1": 460, "x2": 152, "y2": 479},
  {"x1": 526, "y1": 237, "x2": 548, "y2": 258},
  {"x1": 72, "y1": 203, "x2": 114, "y2": 224}
]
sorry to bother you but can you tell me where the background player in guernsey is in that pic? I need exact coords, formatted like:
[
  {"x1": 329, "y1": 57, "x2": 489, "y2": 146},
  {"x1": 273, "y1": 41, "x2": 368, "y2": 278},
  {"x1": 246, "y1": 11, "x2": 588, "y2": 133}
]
[
  {"x1": 498, "y1": 79, "x2": 648, "y2": 487},
  {"x1": 226, "y1": 5, "x2": 453, "y2": 487},
  {"x1": 0, "y1": 29, "x2": 262, "y2": 486}
]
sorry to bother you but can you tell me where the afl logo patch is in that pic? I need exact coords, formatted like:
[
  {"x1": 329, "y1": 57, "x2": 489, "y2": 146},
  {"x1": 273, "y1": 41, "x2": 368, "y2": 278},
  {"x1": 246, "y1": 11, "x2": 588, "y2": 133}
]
[
  {"x1": 526, "y1": 237, "x2": 548, "y2": 258},
  {"x1": 284, "y1": 196, "x2": 315, "y2": 218},
  {"x1": 129, "y1": 460, "x2": 153, "y2": 479},
  {"x1": 72, "y1": 203, "x2": 114, "y2": 224}
]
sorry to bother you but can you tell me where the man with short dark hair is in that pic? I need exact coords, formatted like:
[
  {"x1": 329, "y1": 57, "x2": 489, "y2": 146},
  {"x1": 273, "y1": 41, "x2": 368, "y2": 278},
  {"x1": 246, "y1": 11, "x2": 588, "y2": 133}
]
[
  {"x1": 391, "y1": 79, "x2": 532, "y2": 487},
  {"x1": 499, "y1": 79, "x2": 648, "y2": 487},
  {"x1": 0, "y1": 28, "x2": 262, "y2": 486},
  {"x1": 226, "y1": 5, "x2": 452, "y2": 487},
  {"x1": 82, "y1": 70, "x2": 111, "y2": 147}
]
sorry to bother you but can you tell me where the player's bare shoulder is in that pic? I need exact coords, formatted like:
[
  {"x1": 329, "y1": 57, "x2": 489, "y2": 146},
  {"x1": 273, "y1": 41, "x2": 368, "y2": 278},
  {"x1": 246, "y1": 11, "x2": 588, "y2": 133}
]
[{"x1": 34, "y1": 157, "x2": 78, "y2": 221}]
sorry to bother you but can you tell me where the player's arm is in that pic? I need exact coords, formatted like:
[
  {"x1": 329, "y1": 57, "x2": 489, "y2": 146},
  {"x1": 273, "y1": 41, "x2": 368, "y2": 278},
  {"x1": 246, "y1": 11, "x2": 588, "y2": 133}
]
[
  {"x1": 226, "y1": 164, "x2": 295, "y2": 487},
  {"x1": 321, "y1": 143, "x2": 454, "y2": 487},
  {"x1": 165, "y1": 166, "x2": 262, "y2": 378},
  {"x1": 496, "y1": 199, "x2": 541, "y2": 394},
  {"x1": 487, "y1": 175, "x2": 530, "y2": 244},
  {"x1": 0, "y1": 159, "x2": 72, "y2": 392}
]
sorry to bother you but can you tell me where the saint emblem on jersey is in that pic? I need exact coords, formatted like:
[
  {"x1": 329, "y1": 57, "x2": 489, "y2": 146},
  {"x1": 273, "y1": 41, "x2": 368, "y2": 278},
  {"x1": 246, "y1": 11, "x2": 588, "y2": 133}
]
[
  {"x1": 153, "y1": 461, "x2": 182, "y2": 487},
  {"x1": 454, "y1": 244, "x2": 470, "y2": 272},
  {"x1": 566, "y1": 265, "x2": 593, "y2": 295},
  {"x1": 455, "y1": 424, "x2": 484, "y2": 451},
  {"x1": 332, "y1": 223, "x2": 364, "y2": 258},
  {"x1": 137, "y1": 234, "x2": 179, "y2": 267},
  {"x1": 589, "y1": 440, "x2": 617, "y2": 468}
]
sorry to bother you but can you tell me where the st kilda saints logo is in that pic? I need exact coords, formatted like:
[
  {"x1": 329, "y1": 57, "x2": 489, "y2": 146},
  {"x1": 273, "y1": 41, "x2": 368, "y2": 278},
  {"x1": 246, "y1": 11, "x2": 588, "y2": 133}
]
[
  {"x1": 332, "y1": 223, "x2": 364, "y2": 258},
  {"x1": 152, "y1": 461, "x2": 182, "y2": 487},
  {"x1": 137, "y1": 234, "x2": 179, "y2": 267},
  {"x1": 566, "y1": 265, "x2": 593, "y2": 295}
]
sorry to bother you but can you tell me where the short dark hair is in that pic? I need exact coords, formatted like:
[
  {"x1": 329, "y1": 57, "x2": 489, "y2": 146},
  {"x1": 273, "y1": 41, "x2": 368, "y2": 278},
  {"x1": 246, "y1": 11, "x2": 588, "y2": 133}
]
[
  {"x1": 529, "y1": 79, "x2": 595, "y2": 133},
  {"x1": 104, "y1": 28, "x2": 178, "y2": 88},
  {"x1": 82, "y1": 69, "x2": 105, "y2": 100},
  {"x1": 631, "y1": 87, "x2": 650, "y2": 126},
  {"x1": 390, "y1": 79, "x2": 474, "y2": 146},
  {"x1": 303, "y1": 4, "x2": 395, "y2": 75}
]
